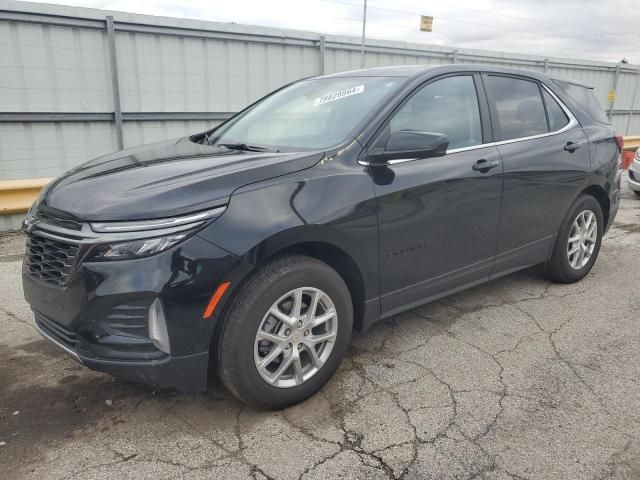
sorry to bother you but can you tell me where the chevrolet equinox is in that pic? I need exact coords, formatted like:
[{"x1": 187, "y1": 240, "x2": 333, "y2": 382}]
[{"x1": 23, "y1": 65, "x2": 623, "y2": 408}]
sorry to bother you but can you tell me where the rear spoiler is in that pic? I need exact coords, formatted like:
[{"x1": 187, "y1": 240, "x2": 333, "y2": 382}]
[{"x1": 550, "y1": 77, "x2": 594, "y2": 90}]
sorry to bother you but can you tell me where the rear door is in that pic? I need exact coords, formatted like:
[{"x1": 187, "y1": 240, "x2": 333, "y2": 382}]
[{"x1": 482, "y1": 74, "x2": 591, "y2": 275}]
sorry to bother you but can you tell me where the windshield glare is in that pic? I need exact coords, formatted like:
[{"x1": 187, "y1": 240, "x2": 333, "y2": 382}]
[{"x1": 212, "y1": 77, "x2": 404, "y2": 151}]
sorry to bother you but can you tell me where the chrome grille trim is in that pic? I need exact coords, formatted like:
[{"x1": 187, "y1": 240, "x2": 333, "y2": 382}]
[
  {"x1": 34, "y1": 220, "x2": 203, "y2": 244},
  {"x1": 91, "y1": 205, "x2": 226, "y2": 233},
  {"x1": 27, "y1": 205, "x2": 227, "y2": 244}
]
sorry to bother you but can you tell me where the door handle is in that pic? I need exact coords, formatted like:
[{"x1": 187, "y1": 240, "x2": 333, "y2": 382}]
[
  {"x1": 472, "y1": 159, "x2": 499, "y2": 172},
  {"x1": 564, "y1": 141, "x2": 583, "y2": 152}
]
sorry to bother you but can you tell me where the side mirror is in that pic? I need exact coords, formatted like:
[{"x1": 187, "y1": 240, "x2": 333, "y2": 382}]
[{"x1": 368, "y1": 131, "x2": 449, "y2": 164}]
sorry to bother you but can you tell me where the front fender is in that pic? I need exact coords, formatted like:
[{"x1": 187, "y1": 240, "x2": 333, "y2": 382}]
[{"x1": 197, "y1": 162, "x2": 379, "y2": 301}]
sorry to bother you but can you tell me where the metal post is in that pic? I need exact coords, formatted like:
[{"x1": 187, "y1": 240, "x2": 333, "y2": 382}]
[
  {"x1": 319, "y1": 35, "x2": 326, "y2": 75},
  {"x1": 106, "y1": 16, "x2": 124, "y2": 150},
  {"x1": 626, "y1": 66, "x2": 640, "y2": 135},
  {"x1": 360, "y1": 0, "x2": 367, "y2": 68},
  {"x1": 452, "y1": 50, "x2": 459, "y2": 64},
  {"x1": 608, "y1": 63, "x2": 620, "y2": 122},
  {"x1": 543, "y1": 58, "x2": 549, "y2": 73}
]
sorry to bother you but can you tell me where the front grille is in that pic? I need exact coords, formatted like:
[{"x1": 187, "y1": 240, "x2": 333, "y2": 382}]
[
  {"x1": 34, "y1": 312, "x2": 78, "y2": 349},
  {"x1": 25, "y1": 233, "x2": 80, "y2": 286}
]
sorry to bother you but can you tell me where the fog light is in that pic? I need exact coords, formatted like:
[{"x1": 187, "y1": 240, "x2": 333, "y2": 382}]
[{"x1": 148, "y1": 298, "x2": 171, "y2": 354}]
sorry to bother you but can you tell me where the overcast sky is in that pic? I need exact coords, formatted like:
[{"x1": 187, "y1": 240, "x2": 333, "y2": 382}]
[{"x1": 28, "y1": 0, "x2": 640, "y2": 63}]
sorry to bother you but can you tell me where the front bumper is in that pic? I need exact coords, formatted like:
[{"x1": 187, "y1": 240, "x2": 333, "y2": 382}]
[
  {"x1": 23, "y1": 232, "x2": 249, "y2": 392},
  {"x1": 33, "y1": 311, "x2": 209, "y2": 391}
]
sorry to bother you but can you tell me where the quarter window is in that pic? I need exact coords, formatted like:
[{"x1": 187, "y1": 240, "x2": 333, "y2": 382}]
[
  {"x1": 486, "y1": 76, "x2": 548, "y2": 141},
  {"x1": 542, "y1": 89, "x2": 569, "y2": 131},
  {"x1": 389, "y1": 76, "x2": 482, "y2": 150},
  {"x1": 553, "y1": 80, "x2": 609, "y2": 124}
]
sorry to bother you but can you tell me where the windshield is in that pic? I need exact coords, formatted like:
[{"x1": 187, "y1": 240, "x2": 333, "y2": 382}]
[{"x1": 209, "y1": 76, "x2": 405, "y2": 150}]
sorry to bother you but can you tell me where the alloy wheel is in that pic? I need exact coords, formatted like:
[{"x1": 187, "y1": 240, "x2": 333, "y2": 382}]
[
  {"x1": 567, "y1": 209, "x2": 597, "y2": 270},
  {"x1": 253, "y1": 287, "x2": 338, "y2": 388}
]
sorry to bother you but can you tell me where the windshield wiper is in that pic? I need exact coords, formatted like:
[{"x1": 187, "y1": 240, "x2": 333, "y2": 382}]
[{"x1": 217, "y1": 143, "x2": 272, "y2": 152}]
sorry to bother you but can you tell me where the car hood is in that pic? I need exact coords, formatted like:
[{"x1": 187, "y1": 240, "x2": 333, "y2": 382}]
[{"x1": 39, "y1": 137, "x2": 324, "y2": 221}]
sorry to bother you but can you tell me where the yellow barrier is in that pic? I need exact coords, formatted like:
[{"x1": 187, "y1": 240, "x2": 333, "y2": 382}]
[
  {"x1": 623, "y1": 136, "x2": 640, "y2": 151},
  {"x1": 0, "y1": 135, "x2": 639, "y2": 216},
  {"x1": 0, "y1": 178, "x2": 53, "y2": 215}
]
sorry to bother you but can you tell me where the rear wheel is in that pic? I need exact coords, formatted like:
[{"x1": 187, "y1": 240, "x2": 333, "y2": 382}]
[
  {"x1": 216, "y1": 254, "x2": 352, "y2": 409},
  {"x1": 543, "y1": 194, "x2": 603, "y2": 283},
  {"x1": 633, "y1": 190, "x2": 640, "y2": 197}
]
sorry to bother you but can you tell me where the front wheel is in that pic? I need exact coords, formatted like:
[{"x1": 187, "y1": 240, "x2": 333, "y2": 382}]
[
  {"x1": 216, "y1": 254, "x2": 353, "y2": 409},
  {"x1": 543, "y1": 194, "x2": 604, "y2": 283}
]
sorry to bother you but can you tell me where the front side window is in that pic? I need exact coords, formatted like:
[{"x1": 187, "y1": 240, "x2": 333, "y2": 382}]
[
  {"x1": 486, "y1": 76, "x2": 548, "y2": 141},
  {"x1": 389, "y1": 75, "x2": 482, "y2": 150},
  {"x1": 211, "y1": 76, "x2": 404, "y2": 150}
]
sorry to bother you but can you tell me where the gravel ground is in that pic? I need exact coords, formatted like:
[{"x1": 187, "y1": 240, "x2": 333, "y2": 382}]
[{"x1": 1, "y1": 175, "x2": 639, "y2": 480}]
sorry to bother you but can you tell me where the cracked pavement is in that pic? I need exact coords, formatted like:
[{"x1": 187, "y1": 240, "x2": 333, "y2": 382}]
[{"x1": 1, "y1": 175, "x2": 640, "y2": 480}]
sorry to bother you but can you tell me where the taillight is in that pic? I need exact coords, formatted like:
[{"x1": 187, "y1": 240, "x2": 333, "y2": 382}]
[{"x1": 614, "y1": 133, "x2": 624, "y2": 151}]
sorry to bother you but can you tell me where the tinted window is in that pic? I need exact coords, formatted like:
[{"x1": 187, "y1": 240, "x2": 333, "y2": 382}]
[
  {"x1": 542, "y1": 89, "x2": 569, "y2": 131},
  {"x1": 486, "y1": 76, "x2": 548, "y2": 141},
  {"x1": 553, "y1": 79, "x2": 610, "y2": 124},
  {"x1": 389, "y1": 76, "x2": 482, "y2": 150}
]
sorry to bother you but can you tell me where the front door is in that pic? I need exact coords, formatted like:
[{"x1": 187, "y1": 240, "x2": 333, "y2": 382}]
[{"x1": 367, "y1": 74, "x2": 503, "y2": 317}]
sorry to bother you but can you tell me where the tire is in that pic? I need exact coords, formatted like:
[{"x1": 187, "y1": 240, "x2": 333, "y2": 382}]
[
  {"x1": 634, "y1": 190, "x2": 640, "y2": 197},
  {"x1": 216, "y1": 254, "x2": 353, "y2": 409},
  {"x1": 543, "y1": 194, "x2": 604, "y2": 283}
]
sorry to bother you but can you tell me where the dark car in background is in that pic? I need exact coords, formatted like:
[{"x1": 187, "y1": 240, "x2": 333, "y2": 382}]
[{"x1": 22, "y1": 65, "x2": 622, "y2": 408}]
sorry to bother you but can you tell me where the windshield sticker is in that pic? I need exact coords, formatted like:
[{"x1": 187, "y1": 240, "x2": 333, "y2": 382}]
[{"x1": 314, "y1": 85, "x2": 365, "y2": 106}]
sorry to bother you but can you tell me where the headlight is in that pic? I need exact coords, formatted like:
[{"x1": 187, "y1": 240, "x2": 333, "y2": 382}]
[{"x1": 87, "y1": 233, "x2": 188, "y2": 261}]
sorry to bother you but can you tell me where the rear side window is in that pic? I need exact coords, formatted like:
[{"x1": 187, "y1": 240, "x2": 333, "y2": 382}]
[
  {"x1": 542, "y1": 89, "x2": 569, "y2": 131},
  {"x1": 553, "y1": 79, "x2": 609, "y2": 124},
  {"x1": 485, "y1": 76, "x2": 548, "y2": 141},
  {"x1": 389, "y1": 75, "x2": 482, "y2": 150}
]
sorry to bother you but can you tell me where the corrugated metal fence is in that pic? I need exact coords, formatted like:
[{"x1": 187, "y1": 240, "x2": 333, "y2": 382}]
[{"x1": 2, "y1": 0, "x2": 640, "y2": 186}]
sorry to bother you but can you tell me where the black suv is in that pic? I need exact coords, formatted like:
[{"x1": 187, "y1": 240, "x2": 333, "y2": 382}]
[{"x1": 23, "y1": 65, "x2": 622, "y2": 408}]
